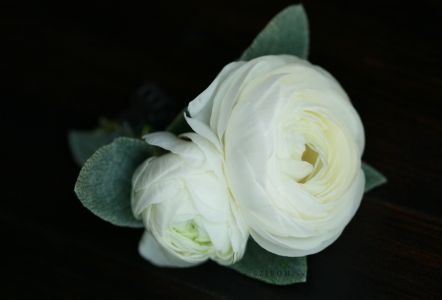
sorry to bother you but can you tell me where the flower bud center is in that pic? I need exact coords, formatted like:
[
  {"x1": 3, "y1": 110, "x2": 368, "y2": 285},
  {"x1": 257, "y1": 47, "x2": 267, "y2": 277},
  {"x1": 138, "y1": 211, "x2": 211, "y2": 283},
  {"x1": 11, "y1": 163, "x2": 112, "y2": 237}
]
[{"x1": 170, "y1": 220, "x2": 212, "y2": 247}]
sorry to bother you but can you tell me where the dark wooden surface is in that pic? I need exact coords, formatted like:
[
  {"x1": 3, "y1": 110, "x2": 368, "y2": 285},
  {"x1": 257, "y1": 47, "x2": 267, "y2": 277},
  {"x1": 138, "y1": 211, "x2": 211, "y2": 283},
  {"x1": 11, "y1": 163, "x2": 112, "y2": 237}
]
[{"x1": 2, "y1": 0, "x2": 441, "y2": 299}]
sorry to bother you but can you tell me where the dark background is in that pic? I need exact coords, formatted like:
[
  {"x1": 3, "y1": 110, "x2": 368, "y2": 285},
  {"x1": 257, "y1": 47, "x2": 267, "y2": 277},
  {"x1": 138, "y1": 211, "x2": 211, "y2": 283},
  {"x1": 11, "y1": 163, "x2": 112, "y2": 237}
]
[{"x1": 2, "y1": 0, "x2": 441, "y2": 298}]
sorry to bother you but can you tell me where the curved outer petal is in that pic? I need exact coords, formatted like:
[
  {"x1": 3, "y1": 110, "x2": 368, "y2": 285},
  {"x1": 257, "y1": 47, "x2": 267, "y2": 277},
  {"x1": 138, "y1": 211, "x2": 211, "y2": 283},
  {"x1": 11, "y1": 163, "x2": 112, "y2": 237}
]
[
  {"x1": 249, "y1": 169, "x2": 365, "y2": 256},
  {"x1": 186, "y1": 61, "x2": 244, "y2": 148},
  {"x1": 138, "y1": 231, "x2": 198, "y2": 268}
]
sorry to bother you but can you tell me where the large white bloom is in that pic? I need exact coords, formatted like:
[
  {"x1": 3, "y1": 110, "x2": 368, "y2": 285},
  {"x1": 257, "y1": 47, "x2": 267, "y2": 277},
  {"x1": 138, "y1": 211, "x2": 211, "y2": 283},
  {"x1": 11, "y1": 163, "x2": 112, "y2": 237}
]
[
  {"x1": 186, "y1": 55, "x2": 365, "y2": 257},
  {"x1": 131, "y1": 132, "x2": 248, "y2": 266}
]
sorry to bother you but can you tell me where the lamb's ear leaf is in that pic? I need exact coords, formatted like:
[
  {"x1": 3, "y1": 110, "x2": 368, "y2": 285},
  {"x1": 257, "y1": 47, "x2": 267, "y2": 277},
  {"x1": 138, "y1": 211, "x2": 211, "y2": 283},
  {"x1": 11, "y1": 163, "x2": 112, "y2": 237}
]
[
  {"x1": 74, "y1": 137, "x2": 152, "y2": 228},
  {"x1": 240, "y1": 4, "x2": 309, "y2": 61},
  {"x1": 230, "y1": 239, "x2": 307, "y2": 285},
  {"x1": 362, "y1": 162, "x2": 387, "y2": 192}
]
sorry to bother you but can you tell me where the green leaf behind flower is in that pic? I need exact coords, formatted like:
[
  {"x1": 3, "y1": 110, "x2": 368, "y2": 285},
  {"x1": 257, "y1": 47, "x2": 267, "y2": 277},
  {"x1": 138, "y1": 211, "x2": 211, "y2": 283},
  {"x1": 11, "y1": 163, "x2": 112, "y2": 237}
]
[
  {"x1": 74, "y1": 137, "x2": 152, "y2": 228},
  {"x1": 240, "y1": 4, "x2": 309, "y2": 61},
  {"x1": 68, "y1": 119, "x2": 133, "y2": 166},
  {"x1": 362, "y1": 162, "x2": 387, "y2": 192},
  {"x1": 230, "y1": 239, "x2": 307, "y2": 285},
  {"x1": 166, "y1": 109, "x2": 191, "y2": 135}
]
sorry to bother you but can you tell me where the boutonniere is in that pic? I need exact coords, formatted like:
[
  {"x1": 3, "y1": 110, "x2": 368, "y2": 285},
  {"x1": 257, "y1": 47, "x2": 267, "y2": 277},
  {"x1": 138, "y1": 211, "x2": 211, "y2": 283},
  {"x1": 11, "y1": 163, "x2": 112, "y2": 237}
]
[{"x1": 69, "y1": 4, "x2": 386, "y2": 285}]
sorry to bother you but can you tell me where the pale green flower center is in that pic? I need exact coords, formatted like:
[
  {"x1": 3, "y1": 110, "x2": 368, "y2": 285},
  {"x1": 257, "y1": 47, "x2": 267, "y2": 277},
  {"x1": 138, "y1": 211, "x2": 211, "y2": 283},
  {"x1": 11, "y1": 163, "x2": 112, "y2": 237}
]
[{"x1": 170, "y1": 221, "x2": 212, "y2": 247}]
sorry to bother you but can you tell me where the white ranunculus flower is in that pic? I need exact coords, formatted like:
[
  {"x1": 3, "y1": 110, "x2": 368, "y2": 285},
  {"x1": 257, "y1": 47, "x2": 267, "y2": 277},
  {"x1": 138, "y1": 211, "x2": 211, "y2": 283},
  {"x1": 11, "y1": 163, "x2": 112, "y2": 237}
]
[
  {"x1": 131, "y1": 131, "x2": 248, "y2": 267},
  {"x1": 186, "y1": 55, "x2": 365, "y2": 257}
]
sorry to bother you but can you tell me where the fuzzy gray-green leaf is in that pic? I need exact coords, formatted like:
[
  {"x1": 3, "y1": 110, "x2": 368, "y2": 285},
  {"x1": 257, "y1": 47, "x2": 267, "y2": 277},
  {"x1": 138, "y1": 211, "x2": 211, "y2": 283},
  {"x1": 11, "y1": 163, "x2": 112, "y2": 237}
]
[
  {"x1": 240, "y1": 4, "x2": 309, "y2": 61},
  {"x1": 230, "y1": 239, "x2": 307, "y2": 285},
  {"x1": 362, "y1": 162, "x2": 387, "y2": 192},
  {"x1": 74, "y1": 137, "x2": 152, "y2": 228}
]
